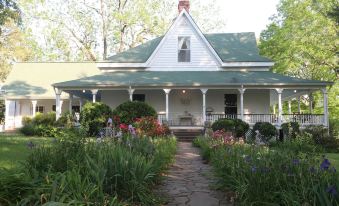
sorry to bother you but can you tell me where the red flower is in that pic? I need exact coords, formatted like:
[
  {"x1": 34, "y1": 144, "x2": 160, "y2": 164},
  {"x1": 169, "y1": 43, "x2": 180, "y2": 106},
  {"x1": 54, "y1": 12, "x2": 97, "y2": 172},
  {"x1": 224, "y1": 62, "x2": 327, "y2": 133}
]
[{"x1": 119, "y1": 123, "x2": 128, "y2": 132}]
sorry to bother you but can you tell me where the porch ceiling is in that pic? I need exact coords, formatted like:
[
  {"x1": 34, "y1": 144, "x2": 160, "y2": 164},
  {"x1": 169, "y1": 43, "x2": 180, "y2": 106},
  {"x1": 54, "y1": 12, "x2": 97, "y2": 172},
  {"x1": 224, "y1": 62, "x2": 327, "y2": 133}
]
[{"x1": 52, "y1": 71, "x2": 332, "y2": 90}]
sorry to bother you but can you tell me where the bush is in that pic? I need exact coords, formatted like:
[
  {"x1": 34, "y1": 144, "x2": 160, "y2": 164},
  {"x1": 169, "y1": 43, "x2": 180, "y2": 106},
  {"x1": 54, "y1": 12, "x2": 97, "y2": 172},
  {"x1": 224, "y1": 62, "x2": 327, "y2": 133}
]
[
  {"x1": 134, "y1": 116, "x2": 170, "y2": 137},
  {"x1": 80, "y1": 102, "x2": 112, "y2": 136},
  {"x1": 56, "y1": 112, "x2": 74, "y2": 128},
  {"x1": 304, "y1": 125, "x2": 339, "y2": 152},
  {"x1": 252, "y1": 122, "x2": 277, "y2": 141},
  {"x1": 112, "y1": 101, "x2": 157, "y2": 125},
  {"x1": 281, "y1": 122, "x2": 300, "y2": 138},
  {"x1": 32, "y1": 112, "x2": 56, "y2": 126},
  {"x1": 211, "y1": 119, "x2": 249, "y2": 137},
  {"x1": 211, "y1": 119, "x2": 235, "y2": 132},
  {"x1": 22, "y1": 116, "x2": 32, "y2": 126}
]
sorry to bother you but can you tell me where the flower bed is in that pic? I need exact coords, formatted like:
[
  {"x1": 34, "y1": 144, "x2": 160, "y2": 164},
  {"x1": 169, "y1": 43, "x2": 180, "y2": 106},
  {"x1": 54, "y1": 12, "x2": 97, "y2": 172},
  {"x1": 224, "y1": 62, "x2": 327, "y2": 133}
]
[
  {"x1": 193, "y1": 135, "x2": 339, "y2": 205},
  {"x1": 0, "y1": 134, "x2": 176, "y2": 205}
]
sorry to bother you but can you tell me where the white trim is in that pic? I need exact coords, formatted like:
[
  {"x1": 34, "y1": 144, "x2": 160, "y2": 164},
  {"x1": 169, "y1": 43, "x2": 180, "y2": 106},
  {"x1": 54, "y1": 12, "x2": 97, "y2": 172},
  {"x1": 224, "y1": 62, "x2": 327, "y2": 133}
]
[
  {"x1": 97, "y1": 63, "x2": 147, "y2": 68},
  {"x1": 221, "y1": 62, "x2": 274, "y2": 67},
  {"x1": 145, "y1": 9, "x2": 223, "y2": 67}
]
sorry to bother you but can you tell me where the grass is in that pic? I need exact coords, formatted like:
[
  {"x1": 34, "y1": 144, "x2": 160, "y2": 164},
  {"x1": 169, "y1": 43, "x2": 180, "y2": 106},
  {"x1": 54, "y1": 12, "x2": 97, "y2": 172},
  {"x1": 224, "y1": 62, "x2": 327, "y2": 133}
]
[
  {"x1": 0, "y1": 135, "x2": 51, "y2": 169},
  {"x1": 326, "y1": 153, "x2": 339, "y2": 170}
]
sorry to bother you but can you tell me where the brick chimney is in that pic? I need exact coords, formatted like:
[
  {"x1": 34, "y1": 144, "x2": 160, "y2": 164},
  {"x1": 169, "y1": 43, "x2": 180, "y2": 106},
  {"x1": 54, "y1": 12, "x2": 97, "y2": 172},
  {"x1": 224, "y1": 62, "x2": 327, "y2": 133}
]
[{"x1": 178, "y1": 0, "x2": 190, "y2": 13}]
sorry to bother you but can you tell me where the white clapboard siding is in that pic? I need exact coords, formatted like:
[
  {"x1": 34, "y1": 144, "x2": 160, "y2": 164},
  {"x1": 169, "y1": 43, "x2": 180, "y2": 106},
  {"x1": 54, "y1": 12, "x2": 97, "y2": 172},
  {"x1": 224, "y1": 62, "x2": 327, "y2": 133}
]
[{"x1": 148, "y1": 15, "x2": 219, "y2": 70}]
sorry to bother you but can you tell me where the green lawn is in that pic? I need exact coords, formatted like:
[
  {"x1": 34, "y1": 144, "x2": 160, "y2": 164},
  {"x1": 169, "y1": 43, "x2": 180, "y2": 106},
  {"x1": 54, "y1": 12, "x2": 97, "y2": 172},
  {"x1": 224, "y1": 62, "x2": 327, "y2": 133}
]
[
  {"x1": 326, "y1": 153, "x2": 339, "y2": 170},
  {"x1": 0, "y1": 135, "x2": 52, "y2": 169}
]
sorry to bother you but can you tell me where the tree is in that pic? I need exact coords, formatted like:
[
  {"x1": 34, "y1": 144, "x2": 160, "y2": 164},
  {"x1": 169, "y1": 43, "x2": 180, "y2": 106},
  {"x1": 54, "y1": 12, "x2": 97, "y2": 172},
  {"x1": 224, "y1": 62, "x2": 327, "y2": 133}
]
[
  {"x1": 259, "y1": 0, "x2": 338, "y2": 118},
  {"x1": 19, "y1": 0, "x2": 226, "y2": 61},
  {"x1": 0, "y1": 0, "x2": 20, "y2": 29}
]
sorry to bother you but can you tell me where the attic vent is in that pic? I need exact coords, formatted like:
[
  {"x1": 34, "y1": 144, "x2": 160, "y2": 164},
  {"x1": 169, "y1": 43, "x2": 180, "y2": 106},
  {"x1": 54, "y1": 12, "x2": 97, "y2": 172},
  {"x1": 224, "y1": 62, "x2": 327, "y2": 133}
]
[{"x1": 178, "y1": 36, "x2": 191, "y2": 62}]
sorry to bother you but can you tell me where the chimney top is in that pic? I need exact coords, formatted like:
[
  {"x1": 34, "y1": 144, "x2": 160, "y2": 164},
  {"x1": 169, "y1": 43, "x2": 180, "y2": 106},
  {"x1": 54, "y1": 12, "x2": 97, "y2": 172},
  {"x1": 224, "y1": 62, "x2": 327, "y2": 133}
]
[{"x1": 178, "y1": 0, "x2": 190, "y2": 14}]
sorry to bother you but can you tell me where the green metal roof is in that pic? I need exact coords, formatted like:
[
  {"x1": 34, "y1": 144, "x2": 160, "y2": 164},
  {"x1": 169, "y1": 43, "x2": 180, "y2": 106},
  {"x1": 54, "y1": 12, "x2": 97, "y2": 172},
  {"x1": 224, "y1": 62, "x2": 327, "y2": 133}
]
[
  {"x1": 53, "y1": 71, "x2": 331, "y2": 88},
  {"x1": 107, "y1": 33, "x2": 271, "y2": 63}
]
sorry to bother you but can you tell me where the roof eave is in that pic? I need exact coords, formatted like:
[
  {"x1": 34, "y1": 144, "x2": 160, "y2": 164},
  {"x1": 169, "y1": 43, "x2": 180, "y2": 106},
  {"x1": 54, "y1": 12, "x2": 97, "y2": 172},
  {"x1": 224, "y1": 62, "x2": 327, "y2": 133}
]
[{"x1": 221, "y1": 62, "x2": 274, "y2": 67}]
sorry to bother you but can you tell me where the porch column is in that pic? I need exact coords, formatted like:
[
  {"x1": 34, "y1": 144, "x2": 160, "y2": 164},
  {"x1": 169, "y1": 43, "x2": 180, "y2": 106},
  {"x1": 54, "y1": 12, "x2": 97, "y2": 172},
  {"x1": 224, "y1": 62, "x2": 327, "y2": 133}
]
[
  {"x1": 200, "y1": 89, "x2": 208, "y2": 123},
  {"x1": 128, "y1": 87, "x2": 135, "y2": 101},
  {"x1": 275, "y1": 88, "x2": 284, "y2": 126},
  {"x1": 238, "y1": 87, "x2": 246, "y2": 121},
  {"x1": 297, "y1": 96, "x2": 301, "y2": 113},
  {"x1": 5, "y1": 100, "x2": 10, "y2": 129},
  {"x1": 54, "y1": 88, "x2": 62, "y2": 120},
  {"x1": 31, "y1": 100, "x2": 37, "y2": 117},
  {"x1": 79, "y1": 98, "x2": 83, "y2": 111},
  {"x1": 309, "y1": 92, "x2": 313, "y2": 114},
  {"x1": 288, "y1": 100, "x2": 292, "y2": 114},
  {"x1": 68, "y1": 94, "x2": 73, "y2": 113},
  {"x1": 163, "y1": 89, "x2": 171, "y2": 121},
  {"x1": 321, "y1": 88, "x2": 329, "y2": 127},
  {"x1": 91, "y1": 89, "x2": 98, "y2": 103}
]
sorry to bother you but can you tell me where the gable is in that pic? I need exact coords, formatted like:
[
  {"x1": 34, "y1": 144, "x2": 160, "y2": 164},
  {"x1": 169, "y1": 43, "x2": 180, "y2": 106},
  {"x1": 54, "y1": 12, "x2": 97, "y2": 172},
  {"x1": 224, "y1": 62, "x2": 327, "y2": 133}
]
[{"x1": 147, "y1": 12, "x2": 221, "y2": 70}]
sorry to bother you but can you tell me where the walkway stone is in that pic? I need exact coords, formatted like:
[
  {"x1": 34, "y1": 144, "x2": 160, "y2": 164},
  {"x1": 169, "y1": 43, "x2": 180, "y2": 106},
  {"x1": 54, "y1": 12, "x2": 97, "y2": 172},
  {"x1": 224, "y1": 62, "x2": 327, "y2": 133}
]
[{"x1": 158, "y1": 142, "x2": 233, "y2": 206}]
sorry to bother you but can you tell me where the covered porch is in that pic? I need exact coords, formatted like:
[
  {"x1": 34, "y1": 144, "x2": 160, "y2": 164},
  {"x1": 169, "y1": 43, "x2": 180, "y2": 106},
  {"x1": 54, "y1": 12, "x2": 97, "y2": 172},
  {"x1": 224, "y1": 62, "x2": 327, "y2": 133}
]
[{"x1": 52, "y1": 71, "x2": 331, "y2": 128}]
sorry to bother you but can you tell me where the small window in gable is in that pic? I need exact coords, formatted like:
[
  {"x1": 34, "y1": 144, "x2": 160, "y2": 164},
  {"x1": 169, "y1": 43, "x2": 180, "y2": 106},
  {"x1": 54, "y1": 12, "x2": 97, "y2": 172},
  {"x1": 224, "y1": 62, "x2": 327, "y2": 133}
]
[{"x1": 178, "y1": 36, "x2": 190, "y2": 62}]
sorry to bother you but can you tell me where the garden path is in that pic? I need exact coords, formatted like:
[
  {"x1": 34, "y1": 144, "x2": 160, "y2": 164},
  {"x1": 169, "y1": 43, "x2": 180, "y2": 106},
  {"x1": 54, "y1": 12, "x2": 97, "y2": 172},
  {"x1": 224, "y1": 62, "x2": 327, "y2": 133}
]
[{"x1": 158, "y1": 142, "x2": 233, "y2": 206}]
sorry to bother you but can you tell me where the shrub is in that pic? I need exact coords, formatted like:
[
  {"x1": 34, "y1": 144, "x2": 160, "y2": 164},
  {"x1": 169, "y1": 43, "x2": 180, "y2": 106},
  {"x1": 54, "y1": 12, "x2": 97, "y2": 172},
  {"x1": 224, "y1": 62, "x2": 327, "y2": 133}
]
[
  {"x1": 56, "y1": 112, "x2": 74, "y2": 128},
  {"x1": 20, "y1": 124, "x2": 36, "y2": 136},
  {"x1": 22, "y1": 116, "x2": 32, "y2": 126},
  {"x1": 211, "y1": 119, "x2": 235, "y2": 132},
  {"x1": 80, "y1": 102, "x2": 112, "y2": 136},
  {"x1": 304, "y1": 125, "x2": 339, "y2": 152},
  {"x1": 253, "y1": 122, "x2": 277, "y2": 141},
  {"x1": 32, "y1": 112, "x2": 56, "y2": 126},
  {"x1": 112, "y1": 101, "x2": 157, "y2": 125},
  {"x1": 233, "y1": 119, "x2": 250, "y2": 137},
  {"x1": 281, "y1": 122, "x2": 300, "y2": 138}
]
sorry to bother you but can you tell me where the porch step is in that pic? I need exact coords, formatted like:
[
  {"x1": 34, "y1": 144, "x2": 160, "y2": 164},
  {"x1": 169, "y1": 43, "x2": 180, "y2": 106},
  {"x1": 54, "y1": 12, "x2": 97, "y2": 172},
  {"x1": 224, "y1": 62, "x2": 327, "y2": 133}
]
[{"x1": 171, "y1": 129, "x2": 203, "y2": 142}]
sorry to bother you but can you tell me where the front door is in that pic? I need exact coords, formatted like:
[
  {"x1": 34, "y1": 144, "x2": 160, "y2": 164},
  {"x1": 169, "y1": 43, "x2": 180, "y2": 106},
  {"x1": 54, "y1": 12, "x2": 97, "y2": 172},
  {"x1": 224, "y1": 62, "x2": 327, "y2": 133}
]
[{"x1": 224, "y1": 94, "x2": 237, "y2": 116}]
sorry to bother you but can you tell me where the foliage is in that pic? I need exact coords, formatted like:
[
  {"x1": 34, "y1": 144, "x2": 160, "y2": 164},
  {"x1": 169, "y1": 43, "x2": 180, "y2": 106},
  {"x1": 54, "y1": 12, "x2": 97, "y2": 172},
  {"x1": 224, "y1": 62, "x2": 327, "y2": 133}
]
[
  {"x1": 55, "y1": 111, "x2": 74, "y2": 128},
  {"x1": 0, "y1": 100, "x2": 4, "y2": 124},
  {"x1": 252, "y1": 122, "x2": 277, "y2": 141},
  {"x1": 304, "y1": 125, "x2": 339, "y2": 152},
  {"x1": 0, "y1": 0, "x2": 21, "y2": 28},
  {"x1": 194, "y1": 136, "x2": 339, "y2": 205},
  {"x1": 281, "y1": 121, "x2": 300, "y2": 138},
  {"x1": 259, "y1": 0, "x2": 338, "y2": 118},
  {"x1": 18, "y1": 0, "x2": 226, "y2": 61},
  {"x1": 134, "y1": 116, "x2": 170, "y2": 137},
  {"x1": 211, "y1": 119, "x2": 235, "y2": 132},
  {"x1": 0, "y1": 135, "x2": 176, "y2": 205},
  {"x1": 211, "y1": 118, "x2": 249, "y2": 137},
  {"x1": 80, "y1": 102, "x2": 112, "y2": 136},
  {"x1": 20, "y1": 112, "x2": 61, "y2": 137},
  {"x1": 112, "y1": 101, "x2": 157, "y2": 125}
]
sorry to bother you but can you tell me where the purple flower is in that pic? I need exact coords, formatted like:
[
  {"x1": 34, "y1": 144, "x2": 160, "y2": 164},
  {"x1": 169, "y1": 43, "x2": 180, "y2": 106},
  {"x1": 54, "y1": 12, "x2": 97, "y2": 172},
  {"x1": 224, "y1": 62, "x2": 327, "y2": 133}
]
[
  {"x1": 326, "y1": 185, "x2": 338, "y2": 197},
  {"x1": 27, "y1": 141, "x2": 35, "y2": 149},
  {"x1": 128, "y1": 124, "x2": 136, "y2": 136},
  {"x1": 320, "y1": 158, "x2": 331, "y2": 171},
  {"x1": 251, "y1": 166, "x2": 257, "y2": 173},
  {"x1": 292, "y1": 159, "x2": 300, "y2": 165}
]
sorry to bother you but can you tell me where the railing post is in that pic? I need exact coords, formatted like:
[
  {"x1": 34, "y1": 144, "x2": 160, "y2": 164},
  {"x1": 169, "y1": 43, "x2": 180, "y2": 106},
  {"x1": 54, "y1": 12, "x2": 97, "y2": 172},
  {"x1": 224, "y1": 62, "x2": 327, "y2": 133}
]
[
  {"x1": 163, "y1": 89, "x2": 171, "y2": 121},
  {"x1": 275, "y1": 88, "x2": 284, "y2": 127},
  {"x1": 321, "y1": 88, "x2": 329, "y2": 127},
  {"x1": 238, "y1": 86, "x2": 246, "y2": 121}
]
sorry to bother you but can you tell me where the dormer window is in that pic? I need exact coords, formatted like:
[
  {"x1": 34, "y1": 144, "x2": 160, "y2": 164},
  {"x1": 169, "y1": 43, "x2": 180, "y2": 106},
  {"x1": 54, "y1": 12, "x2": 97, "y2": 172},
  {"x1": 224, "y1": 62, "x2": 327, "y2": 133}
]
[{"x1": 178, "y1": 36, "x2": 190, "y2": 62}]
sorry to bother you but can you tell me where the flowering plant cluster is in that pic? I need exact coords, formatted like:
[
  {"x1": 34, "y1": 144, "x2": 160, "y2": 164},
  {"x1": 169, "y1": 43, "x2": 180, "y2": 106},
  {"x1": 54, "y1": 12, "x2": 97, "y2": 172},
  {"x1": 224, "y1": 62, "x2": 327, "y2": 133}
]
[
  {"x1": 134, "y1": 116, "x2": 170, "y2": 137},
  {"x1": 212, "y1": 129, "x2": 234, "y2": 145}
]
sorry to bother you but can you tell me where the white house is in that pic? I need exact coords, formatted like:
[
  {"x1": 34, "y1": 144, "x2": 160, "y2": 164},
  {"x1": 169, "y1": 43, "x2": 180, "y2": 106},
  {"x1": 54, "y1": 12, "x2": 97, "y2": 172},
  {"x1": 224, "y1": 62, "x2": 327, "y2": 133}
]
[{"x1": 3, "y1": 0, "x2": 332, "y2": 130}]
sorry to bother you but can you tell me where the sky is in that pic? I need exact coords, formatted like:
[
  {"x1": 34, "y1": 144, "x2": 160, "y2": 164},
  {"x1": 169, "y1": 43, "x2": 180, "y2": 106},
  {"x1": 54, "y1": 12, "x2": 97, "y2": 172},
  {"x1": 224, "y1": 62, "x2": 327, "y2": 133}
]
[{"x1": 216, "y1": 0, "x2": 280, "y2": 37}]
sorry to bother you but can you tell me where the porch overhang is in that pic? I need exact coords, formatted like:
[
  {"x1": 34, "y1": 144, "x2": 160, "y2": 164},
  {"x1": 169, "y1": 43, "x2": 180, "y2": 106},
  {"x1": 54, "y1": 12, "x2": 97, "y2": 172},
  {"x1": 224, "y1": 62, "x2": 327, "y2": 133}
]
[{"x1": 52, "y1": 71, "x2": 332, "y2": 90}]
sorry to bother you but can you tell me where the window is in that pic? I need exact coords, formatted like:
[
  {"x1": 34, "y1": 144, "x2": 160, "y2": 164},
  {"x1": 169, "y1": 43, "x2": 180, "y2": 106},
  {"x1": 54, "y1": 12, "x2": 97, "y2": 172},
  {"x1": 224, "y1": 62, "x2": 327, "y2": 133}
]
[
  {"x1": 224, "y1": 94, "x2": 237, "y2": 114},
  {"x1": 72, "y1": 106, "x2": 80, "y2": 113},
  {"x1": 52, "y1": 105, "x2": 56, "y2": 112},
  {"x1": 35, "y1": 106, "x2": 44, "y2": 113},
  {"x1": 178, "y1": 36, "x2": 190, "y2": 62},
  {"x1": 133, "y1": 94, "x2": 145, "y2": 102}
]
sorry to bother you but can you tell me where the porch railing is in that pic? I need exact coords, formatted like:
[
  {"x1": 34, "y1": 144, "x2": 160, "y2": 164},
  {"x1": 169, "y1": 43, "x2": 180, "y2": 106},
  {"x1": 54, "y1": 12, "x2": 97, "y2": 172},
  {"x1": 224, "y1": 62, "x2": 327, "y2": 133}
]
[{"x1": 282, "y1": 114, "x2": 324, "y2": 125}]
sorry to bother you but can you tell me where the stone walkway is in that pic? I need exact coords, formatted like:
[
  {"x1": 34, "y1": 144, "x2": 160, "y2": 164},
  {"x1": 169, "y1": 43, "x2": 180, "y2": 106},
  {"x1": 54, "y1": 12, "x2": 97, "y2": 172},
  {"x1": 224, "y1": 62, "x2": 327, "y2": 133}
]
[{"x1": 158, "y1": 142, "x2": 233, "y2": 206}]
